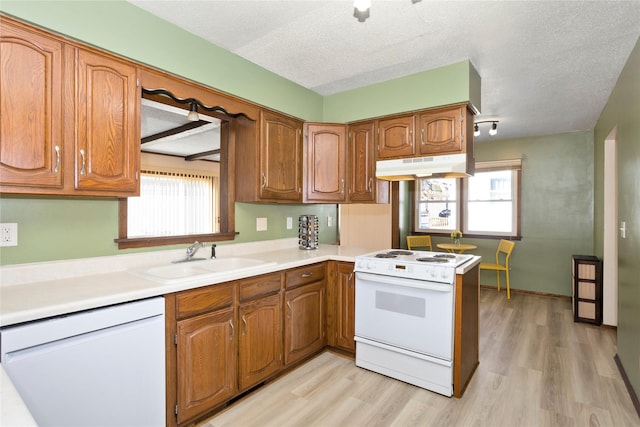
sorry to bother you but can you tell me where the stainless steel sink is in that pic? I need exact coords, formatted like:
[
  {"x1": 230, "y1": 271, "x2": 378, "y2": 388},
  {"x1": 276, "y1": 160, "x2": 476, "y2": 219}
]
[{"x1": 130, "y1": 257, "x2": 276, "y2": 285}]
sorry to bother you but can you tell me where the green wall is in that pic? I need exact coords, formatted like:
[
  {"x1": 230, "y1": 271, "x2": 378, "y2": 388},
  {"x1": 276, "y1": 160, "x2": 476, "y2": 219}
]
[
  {"x1": 0, "y1": 196, "x2": 339, "y2": 265},
  {"x1": 455, "y1": 131, "x2": 595, "y2": 296},
  {"x1": 0, "y1": 1, "x2": 475, "y2": 266},
  {"x1": 323, "y1": 60, "x2": 481, "y2": 122},
  {"x1": 0, "y1": 0, "x2": 323, "y2": 120},
  {"x1": 594, "y1": 37, "x2": 640, "y2": 404}
]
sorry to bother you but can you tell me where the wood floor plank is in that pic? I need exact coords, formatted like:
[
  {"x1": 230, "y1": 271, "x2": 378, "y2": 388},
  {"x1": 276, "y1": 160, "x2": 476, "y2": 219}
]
[{"x1": 200, "y1": 289, "x2": 639, "y2": 427}]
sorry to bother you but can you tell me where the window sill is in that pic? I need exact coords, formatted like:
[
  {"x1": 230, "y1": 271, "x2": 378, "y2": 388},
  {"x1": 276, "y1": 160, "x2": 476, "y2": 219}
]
[{"x1": 115, "y1": 232, "x2": 239, "y2": 250}]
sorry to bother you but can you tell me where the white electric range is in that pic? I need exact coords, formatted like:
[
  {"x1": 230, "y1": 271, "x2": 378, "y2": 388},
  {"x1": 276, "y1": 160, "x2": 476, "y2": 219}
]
[{"x1": 353, "y1": 249, "x2": 473, "y2": 397}]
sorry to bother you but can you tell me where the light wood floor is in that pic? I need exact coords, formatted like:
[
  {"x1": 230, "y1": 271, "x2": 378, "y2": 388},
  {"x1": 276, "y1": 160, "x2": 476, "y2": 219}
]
[{"x1": 201, "y1": 289, "x2": 640, "y2": 427}]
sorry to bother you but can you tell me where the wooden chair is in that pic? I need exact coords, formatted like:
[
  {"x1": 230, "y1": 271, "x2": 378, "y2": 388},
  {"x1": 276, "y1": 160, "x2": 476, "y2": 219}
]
[
  {"x1": 406, "y1": 235, "x2": 433, "y2": 251},
  {"x1": 480, "y1": 239, "x2": 516, "y2": 299}
]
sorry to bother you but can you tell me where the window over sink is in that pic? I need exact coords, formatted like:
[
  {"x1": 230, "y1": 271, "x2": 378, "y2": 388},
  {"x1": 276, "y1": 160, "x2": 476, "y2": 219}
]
[{"x1": 115, "y1": 82, "x2": 250, "y2": 249}]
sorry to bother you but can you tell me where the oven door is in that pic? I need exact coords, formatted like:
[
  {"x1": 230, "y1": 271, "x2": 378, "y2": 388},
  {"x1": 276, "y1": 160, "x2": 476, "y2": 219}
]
[{"x1": 355, "y1": 271, "x2": 454, "y2": 361}]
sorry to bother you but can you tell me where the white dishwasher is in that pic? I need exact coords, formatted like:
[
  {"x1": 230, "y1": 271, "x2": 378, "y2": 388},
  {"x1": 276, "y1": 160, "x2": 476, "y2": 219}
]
[{"x1": 0, "y1": 297, "x2": 165, "y2": 427}]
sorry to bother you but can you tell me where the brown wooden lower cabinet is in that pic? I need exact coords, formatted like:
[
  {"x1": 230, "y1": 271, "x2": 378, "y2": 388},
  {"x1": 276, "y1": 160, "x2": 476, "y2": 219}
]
[
  {"x1": 176, "y1": 306, "x2": 236, "y2": 424},
  {"x1": 165, "y1": 260, "x2": 480, "y2": 425},
  {"x1": 238, "y1": 292, "x2": 283, "y2": 390},
  {"x1": 284, "y1": 281, "x2": 325, "y2": 366},
  {"x1": 327, "y1": 261, "x2": 356, "y2": 353}
]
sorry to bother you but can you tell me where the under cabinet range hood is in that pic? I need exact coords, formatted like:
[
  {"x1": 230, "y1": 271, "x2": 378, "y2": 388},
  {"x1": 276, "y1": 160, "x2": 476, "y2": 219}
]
[{"x1": 376, "y1": 153, "x2": 474, "y2": 181}]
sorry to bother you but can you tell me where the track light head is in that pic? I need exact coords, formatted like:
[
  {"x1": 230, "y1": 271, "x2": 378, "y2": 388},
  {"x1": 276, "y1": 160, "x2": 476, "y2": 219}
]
[
  {"x1": 489, "y1": 122, "x2": 498, "y2": 136},
  {"x1": 474, "y1": 123, "x2": 480, "y2": 137}
]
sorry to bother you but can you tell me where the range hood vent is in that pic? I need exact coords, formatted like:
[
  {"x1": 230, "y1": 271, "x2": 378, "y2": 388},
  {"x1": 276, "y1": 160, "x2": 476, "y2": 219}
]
[{"x1": 376, "y1": 153, "x2": 474, "y2": 181}]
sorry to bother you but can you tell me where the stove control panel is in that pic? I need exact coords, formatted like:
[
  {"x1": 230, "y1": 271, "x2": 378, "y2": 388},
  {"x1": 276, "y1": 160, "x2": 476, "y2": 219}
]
[{"x1": 354, "y1": 258, "x2": 455, "y2": 284}]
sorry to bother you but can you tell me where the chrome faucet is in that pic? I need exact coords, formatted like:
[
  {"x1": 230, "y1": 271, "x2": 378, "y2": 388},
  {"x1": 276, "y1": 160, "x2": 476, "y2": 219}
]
[
  {"x1": 173, "y1": 241, "x2": 207, "y2": 263},
  {"x1": 185, "y1": 241, "x2": 206, "y2": 260}
]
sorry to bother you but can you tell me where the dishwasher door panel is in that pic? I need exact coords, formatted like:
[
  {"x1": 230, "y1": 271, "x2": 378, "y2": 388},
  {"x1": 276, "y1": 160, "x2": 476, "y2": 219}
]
[{"x1": 1, "y1": 297, "x2": 165, "y2": 427}]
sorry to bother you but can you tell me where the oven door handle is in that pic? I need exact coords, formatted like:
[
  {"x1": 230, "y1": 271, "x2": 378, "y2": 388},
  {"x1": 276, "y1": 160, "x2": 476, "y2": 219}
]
[{"x1": 355, "y1": 272, "x2": 452, "y2": 292}]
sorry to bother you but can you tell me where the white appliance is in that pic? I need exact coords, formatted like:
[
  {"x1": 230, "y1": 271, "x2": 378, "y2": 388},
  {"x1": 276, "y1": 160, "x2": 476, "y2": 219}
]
[
  {"x1": 1, "y1": 297, "x2": 166, "y2": 427},
  {"x1": 375, "y1": 153, "x2": 474, "y2": 181},
  {"x1": 354, "y1": 250, "x2": 472, "y2": 396}
]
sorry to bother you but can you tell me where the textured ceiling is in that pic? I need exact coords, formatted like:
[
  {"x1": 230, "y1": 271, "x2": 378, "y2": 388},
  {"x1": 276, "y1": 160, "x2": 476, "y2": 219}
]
[{"x1": 128, "y1": 0, "x2": 640, "y2": 142}]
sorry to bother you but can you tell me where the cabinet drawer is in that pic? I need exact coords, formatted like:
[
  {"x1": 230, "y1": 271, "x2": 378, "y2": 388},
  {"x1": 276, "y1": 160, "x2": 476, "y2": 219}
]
[
  {"x1": 285, "y1": 263, "x2": 325, "y2": 289},
  {"x1": 239, "y1": 272, "x2": 282, "y2": 302},
  {"x1": 176, "y1": 283, "x2": 234, "y2": 319}
]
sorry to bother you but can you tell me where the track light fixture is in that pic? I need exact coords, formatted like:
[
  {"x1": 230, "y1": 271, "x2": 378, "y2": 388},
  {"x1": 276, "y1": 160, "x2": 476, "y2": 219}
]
[
  {"x1": 473, "y1": 120, "x2": 499, "y2": 137},
  {"x1": 354, "y1": 0, "x2": 421, "y2": 22}
]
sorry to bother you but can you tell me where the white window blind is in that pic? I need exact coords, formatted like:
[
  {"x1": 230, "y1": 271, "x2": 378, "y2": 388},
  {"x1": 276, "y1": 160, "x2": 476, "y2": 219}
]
[{"x1": 127, "y1": 169, "x2": 217, "y2": 238}]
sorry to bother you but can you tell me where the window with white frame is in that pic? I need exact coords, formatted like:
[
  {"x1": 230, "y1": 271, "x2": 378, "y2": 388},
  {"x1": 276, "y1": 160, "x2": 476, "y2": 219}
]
[
  {"x1": 414, "y1": 160, "x2": 521, "y2": 237},
  {"x1": 127, "y1": 169, "x2": 218, "y2": 238}
]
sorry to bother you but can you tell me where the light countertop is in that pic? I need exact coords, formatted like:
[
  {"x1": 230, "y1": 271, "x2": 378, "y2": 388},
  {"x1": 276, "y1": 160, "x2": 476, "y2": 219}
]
[
  {"x1": 0, "y1": 239, "x2": 480, "y2": 327},
  {"x1": 0, "y1": 239, "x2": 480, "y2": 426},
  {"x1": 0, "y1": 239, "x2": 366, "y2": 327}
]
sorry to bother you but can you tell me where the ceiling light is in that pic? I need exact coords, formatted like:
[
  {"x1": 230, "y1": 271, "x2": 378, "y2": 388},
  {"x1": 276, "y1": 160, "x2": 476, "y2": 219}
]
[
  {"x1": 354, "y1": 0, "x2": 371, "y2": 12},
  {"x1": 187, "y1": 102, "x2": 199, "y2": 121},
  {"x1": 473, "y1": 120, "x2": 499, "y2": 137},
  {"x1": 353, "y1": 0, "x2": 418, "y2": 22},
  {"x1": 353, "y1": 0, "x2": 371, "y2": 22}
]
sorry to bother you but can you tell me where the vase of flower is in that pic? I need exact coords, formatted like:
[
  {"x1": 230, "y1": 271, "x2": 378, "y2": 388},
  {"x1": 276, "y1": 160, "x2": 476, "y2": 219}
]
[{"x1": 450, "y1": 230, "x2": 462, "y2": 247}]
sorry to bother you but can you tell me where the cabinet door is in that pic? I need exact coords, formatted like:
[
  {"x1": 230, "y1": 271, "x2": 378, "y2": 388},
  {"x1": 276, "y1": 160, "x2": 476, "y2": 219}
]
[
  {"x1": 335, "y1": 262, "x2": 356, "y2": 352},
  {"x1": 348, "y1": 121, "x2": 375, "y2": 202},
  {"x1": 259, "y1": 110, "x2": 302, "y2": 201},
  {"x1": 74, "y1": 48, "x2": 139, "y2": 194},
  {"x1": 417, "y1": 105, "x2": 463, "y2": 155},
  {"x1": 238, "y1": 293, "x2": 282, "y2": 390},
  {"x1": 376, "y1": 114, "x2": 415, "y2": 159},
  {"x1": 303, "y1": 123, "x2": 347, "y2": 203},
  {"x1": 176, "y1": 307, "x2": 236, "y2": 424},
  {"x1": 284, "y1": 281, "x2": 325, "y2": 366},
  {"x1": 0, "y1": 20, "x2": 64, "y2": 189}
]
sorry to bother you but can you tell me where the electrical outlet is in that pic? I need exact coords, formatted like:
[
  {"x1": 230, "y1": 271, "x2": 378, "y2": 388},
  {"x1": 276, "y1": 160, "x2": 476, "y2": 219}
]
[
  {"x1": 286, "y1": 217, "x2": 293, "y2": 229},
  {"x1": 1, "y1": 223, "x2": 18, "y2": 247},
  {"x1": 327, "y1": 216, "x2": 333, "y2": 227},
  {"x1": 256, "y1": 217, "x2": 268, "y2": 231}
]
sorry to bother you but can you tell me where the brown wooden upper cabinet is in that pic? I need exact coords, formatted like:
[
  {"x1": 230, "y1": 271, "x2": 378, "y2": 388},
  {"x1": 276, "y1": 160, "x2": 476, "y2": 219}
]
[
  {"x1": 72, "y1": 47, "x2": 139, "y2": 194},
  {"x1": 417, "y1": 104, "x2": 469, "y2": 156},
  {"x1": 303, "y1": 123, "x2": 348, "y2": 203},
  {"x1": 376, "y1": 113, "x2": 416, "y2": 159},
  {"x1": 0, "y1": 16, "x2": 140, "y2": 197},
  {"x1": 374, "y1": 103, "x2": 474, "y2": 161},
  {"x1": 236, "y1": 110, "x2": 303, "y2": 203},
  {"x1": 348, "y1": 121, "x2": 388, "y2": 203},
  {"x1": 0, "y1": 18, "x2": 64, "y2": 190}
]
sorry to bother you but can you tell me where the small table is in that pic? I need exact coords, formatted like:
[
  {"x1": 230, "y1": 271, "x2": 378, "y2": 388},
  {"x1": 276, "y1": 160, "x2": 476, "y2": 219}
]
[{"x1": 437, "y1": 243, "x2": 478, "y2": 254}]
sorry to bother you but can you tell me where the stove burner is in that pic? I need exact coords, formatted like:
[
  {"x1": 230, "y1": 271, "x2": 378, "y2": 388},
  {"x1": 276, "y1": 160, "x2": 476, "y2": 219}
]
[
  {"x1": 387, "y1": 250, "x2": 413, "y2": 256},
  {"x1": 434, "y1": 254, "x2": 456, "y2": 259},
  {"x1": 375, "y1": 253, "x2": 397, "y2": 258},
  {"x1": 415, "y1": 257, "x2": 450, "y2": 263}
]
